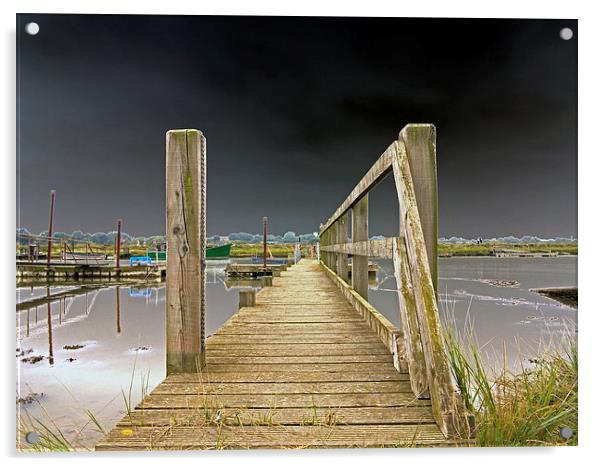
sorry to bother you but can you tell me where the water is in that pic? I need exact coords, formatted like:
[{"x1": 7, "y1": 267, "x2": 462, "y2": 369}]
[
  {"x1": 369, "y1": 256, "x2": 577, "y2": 369},
  {"x1": 15, "y1": 256, "x2": 576, "y2": 448},
  {"x1": 15, "y1": 260, "x2": 258, "y2": 449}
]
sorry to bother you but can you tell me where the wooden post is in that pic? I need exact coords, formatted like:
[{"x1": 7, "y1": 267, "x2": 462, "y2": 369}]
[
  {"x1": 116, "y1": 286, "x2": 121, "y2": 334},
  {"x1": 400, "y1": 124, "x2": 438, "y2": 292},
  {"x1": 336, "y1": 214, "x2": 348, "y2": 280},
  {"x1": 115, "y1": 219, "x2": 122, "y2": 270},
  {"x1": 46, "y1": 190, "x2": 56, "y2": 268},
  {"x1": 352, "y1": 195, "x2": 369, "y2": 299},
  {"x1": 263, "y1": 217, "x2": 268, "y2": 270},
  {"x1": 165, "y1": 129, "x2": 206, "y2": 374},
  {"x1": 261, "y1": 276, "x2": 273, "y2": 287},
  {"x1": 239, "y1": 289, "x2": 256, "y2": 308}
]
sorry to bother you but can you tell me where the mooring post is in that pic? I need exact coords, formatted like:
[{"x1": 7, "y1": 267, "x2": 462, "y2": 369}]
[
  {"x1": 263, "y1": 216, "x2": 268, "y2": 269},
  {"x1": 46, "y1": 190, "x2": 56, "y2": 268},
  {"x1": 261, "y1": 276, "x2": 273, "y2": 287},
  {"x1": 115, "y1": 219, "x2": 122, "y2": 270},
  {"x1": 352, "y1": 195, "x2": 369, "y2": 299},
  {"x1": 239, "y1": 289, "x2": 256, "y2": 308},
  {"x1": 400, "y1": 124, "x2": 438, "y2": 292},
  {"x1": 165, "y1": 129, "x2": 206, "y2": 374}
]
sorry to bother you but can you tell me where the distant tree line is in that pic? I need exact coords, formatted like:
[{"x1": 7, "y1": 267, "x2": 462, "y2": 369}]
[
  {"x1": 16, "y1": 228, "x2": 320, "y2": 246},
  {"x1": 16, "y1": 228, "x2": 576, "y2": 247}
]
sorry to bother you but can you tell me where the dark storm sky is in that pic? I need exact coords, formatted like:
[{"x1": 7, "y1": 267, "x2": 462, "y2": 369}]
[{"x1": 16, "y1": 15, "x2": 577, "y2": 238}]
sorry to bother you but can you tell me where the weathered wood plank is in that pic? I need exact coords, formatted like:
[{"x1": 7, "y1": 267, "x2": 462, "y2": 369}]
[
  {"x1": 115, "y1": 406, "x2": 435, "y2": 427},
  {"x1": 96, "y1": 425, "x2": 468, "y2": 450},
  {"x1": 352, "y1": 194, "x2": 369, "y2": 298},
  {"x1": 153, "y1": 380, "x2": 412, "y2": 395},
  {"x1": 189, "y1": 363, "x2": 399, "y2": 372},
  {"x1": 203, "y1": 355, "x2": 393, "y2": 364},
  {"x1": 400, "y1": 124, "x2": 438, "y2": 291},
  {"x1": 165, "y1": 129, "x2": 206, "y2": 374},
  {"x1": 138, "y1": 393, "x2": 431, "y2": 409},
  {"x1": 166, "y1": 371, "x2": 409, "y2": 383},
  {"x1": 321, "y1": 238, "x2": 394, "y2": 259},
  {"x1": 393, "y1": 139, "x2": 473, "y2": 437},
  {"x1": 205, "y1": 343, "x2": 390, "y2": 356}
]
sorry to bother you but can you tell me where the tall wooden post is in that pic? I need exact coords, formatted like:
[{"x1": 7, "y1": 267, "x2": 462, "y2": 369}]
[
  {"x1": 115, "y1": 219, "x2": 122, "y2": 269},
  {"x1": 165, "y1": 129, "x2": 206, "y2": 374},
  {"x1": 46, "y1": 190, "x2": 56, "y2": 267},
  {"x1": 400, "y1": 124, "x2": 438, "y2": 292},
  {"x1": 263, "y1": 216, "x2": 268, "y2": 269},
  {"x1": 336, "y1": 213, "x2": 348, "y2": 280},
  {"x1": 352, "y1": 195, "x2": 369, "y2": 299}
]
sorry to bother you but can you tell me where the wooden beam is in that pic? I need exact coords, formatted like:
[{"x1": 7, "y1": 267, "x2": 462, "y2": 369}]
[
  {"x1": 336, "y1": 214, "x2": 348, "y2": 280},
  {"x1": 352, "y1": 195, "x2": 369, "y2": 299},
  {"x1": 321, "y1": 238, "x2": 393, "y2": 259},
  {"x1": 392, "y1": 139, "x2": 472, "y2": 438},
  {"x1": 320, "y1": 144, "x2": 394, "y2": 233},
  {"x1": 165, "y1": 129, "x2": 206, "y2": 374},
  {"x1": 400, "y1": 124, "x2": 438, "y2": 292}
]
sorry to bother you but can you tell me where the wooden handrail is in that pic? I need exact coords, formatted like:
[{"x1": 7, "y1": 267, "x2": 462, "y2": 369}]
[{"x1": 318, "y1": 124, "x2": 474, "y2": 439}]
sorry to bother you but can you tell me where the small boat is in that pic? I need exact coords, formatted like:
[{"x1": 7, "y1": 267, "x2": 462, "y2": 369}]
[
  {"x1": 206, "y1": 244, "x2": 232, "y2": 259},
  {"x1": 148, "y1": 244, "x2": 232, "y2": 261},
  {"x1": 251, "y1": 256, "x2": 289, "y2": 265}
]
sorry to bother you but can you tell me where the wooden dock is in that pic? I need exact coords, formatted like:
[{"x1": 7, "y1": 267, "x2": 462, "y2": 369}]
[
  {"x1": 96, "y1": 260, "x2": 469, "y2": 450},
  {"x1": 16, "y1": 262, "x2": 166, "y2": 281},
  {"x1": 94, "y1": 125, "x2": 475, "y2": 451}
]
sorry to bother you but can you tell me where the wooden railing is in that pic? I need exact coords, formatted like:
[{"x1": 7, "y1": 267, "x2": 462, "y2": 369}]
[{"x1": 319, "y1": 124, "x2": 474, "y2": 439}]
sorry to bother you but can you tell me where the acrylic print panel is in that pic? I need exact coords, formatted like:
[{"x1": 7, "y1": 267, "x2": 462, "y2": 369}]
[{"x1": 15, "y1": 14, "x2": 577, "y2": 451}]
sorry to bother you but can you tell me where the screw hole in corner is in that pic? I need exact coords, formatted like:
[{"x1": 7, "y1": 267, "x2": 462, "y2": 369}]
[
  {"x1": 25, "y1": 22, "x2": 40, "y2": 36},
  {"x1": 559, "y1": 27, "x2": 573, "y2": 41}
]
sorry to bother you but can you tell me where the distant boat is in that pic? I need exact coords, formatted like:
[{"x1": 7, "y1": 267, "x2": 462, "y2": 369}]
[
  {"x1": 148, "y1": 243, "x2": 232, "y2": 261},
  {"x1": 251, "y1": 257, "x2": 289, "y2": 265},
  {"x1": 206, "y1": 244, "x2": 232, "y2": 259}
]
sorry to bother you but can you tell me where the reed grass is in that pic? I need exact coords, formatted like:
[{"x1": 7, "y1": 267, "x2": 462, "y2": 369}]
[{"x1": 442, "y1": 309, "x2": 578, "y2": 446}]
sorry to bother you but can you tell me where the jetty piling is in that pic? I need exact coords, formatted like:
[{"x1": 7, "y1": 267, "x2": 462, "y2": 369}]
[
  {"x1": 46, "y1": 190, "x2": 56, "y2": 268},
  {"x1": 165, "y1": 129, "x2": 206, "y2": 374}
]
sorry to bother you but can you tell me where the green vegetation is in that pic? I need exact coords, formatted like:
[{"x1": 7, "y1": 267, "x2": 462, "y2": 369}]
[
  {"x1": 443, "y1": 322, "x2": 577, "y2": 446},
  {"x1": 438, "y1": 243, "x2": 577, "y2": 257}
]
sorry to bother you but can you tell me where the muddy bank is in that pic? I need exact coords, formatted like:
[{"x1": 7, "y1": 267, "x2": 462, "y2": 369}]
[{"x1": 531, "y1": 287, "x2": 577, "y2": 309}]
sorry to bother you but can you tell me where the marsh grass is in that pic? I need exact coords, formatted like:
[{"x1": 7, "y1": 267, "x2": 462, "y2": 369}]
[{"x1": 441, "y1": 306, "x2": 578, "y2": 446}]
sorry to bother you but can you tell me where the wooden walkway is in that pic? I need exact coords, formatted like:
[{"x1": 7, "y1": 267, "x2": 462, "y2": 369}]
[{"x1": 96, "y1": 260, "x2": 468, "y2": 450}]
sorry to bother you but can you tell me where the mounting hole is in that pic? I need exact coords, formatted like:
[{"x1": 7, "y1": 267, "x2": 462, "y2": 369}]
[
  {"x1": 559, "y1": 426, "x2": 573, "y2": 439},
  {"x1": 25, "y1": 22, "x2": 40, "y2": 35},
  {"x1": 25, "y1": 431, "x2": 40, "y2": 444},
  {"x1": 559, "y1": 27, "x2": 573, "y2": 40}
]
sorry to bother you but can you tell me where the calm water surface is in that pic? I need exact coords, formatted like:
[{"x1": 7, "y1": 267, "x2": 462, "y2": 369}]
[{"x1": 16, "y1": 256, "x2": 577, "y2": 448}]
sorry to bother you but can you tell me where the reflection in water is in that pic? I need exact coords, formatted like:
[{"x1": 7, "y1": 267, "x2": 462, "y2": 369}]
[
  {"x1": 116, "y1": 286, "x2": 121, "y2": 335},
  {"x1": 15, "y1": 261, "x2": 265, "y2": 448},
  {"x1": 45, "y1": 288, "x2": 54, "y2": 365}
]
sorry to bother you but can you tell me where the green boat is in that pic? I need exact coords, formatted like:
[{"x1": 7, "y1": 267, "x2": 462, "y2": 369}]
[
  {"x1": 206, "y1": 243, "x2": 232, "y2": 259},
  {"x1": 148, "y1": 244, "x2": 231, "y2": 261}
]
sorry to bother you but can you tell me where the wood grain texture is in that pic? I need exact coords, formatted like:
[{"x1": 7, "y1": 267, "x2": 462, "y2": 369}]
[
  {"x1": 400, "y1": 124, "x2": 438, "y2": 291},
  {"x1": 97, "y1": 260, "x2": 469, "y2": 450},
  {"x1": 165, "y1": 129, "x2": 206, "y2": 374}
]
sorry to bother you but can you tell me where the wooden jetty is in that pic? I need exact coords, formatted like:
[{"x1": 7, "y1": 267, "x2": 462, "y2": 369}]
[
  {"x1": 96, "y1": 125, "x2": 475, "y2": 450},
  {"x1": 16, "y1": 262, "x2": 165, "y2": 281},
  {"x1": 225, "y1": 263, "x2": 289, "y2": 277},
  {"x1": 97, "y1": 260, "x2": 470, "y2": 449}
]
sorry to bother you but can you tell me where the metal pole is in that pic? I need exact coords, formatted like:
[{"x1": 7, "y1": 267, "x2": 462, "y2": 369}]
[
  {"x1": 263, "y1": 217, "x2": 268, "y2": 269},
  {"x1": 46, "y1": 190, "x2": 56, "y2": 268},
  {"x1": 115, "y1": 219, "x2": 122, "y2": 269}
]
